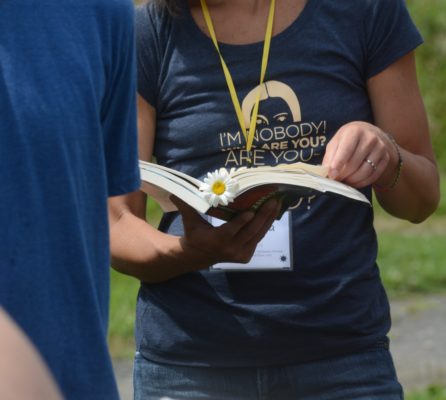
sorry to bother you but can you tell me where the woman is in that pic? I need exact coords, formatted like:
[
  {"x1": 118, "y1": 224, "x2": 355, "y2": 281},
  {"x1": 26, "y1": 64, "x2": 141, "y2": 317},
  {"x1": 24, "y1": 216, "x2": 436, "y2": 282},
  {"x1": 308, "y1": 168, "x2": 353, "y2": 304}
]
[{"x1": 109, "y1": 0, "x2": 440, "y2": 398}]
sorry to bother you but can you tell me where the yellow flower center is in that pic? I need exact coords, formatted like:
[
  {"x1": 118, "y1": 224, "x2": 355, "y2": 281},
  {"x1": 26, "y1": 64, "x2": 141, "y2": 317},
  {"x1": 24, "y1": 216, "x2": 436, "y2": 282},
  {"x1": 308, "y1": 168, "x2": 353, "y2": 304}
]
[{"x1": 211, "y1": 180, "x2": 226, "y2": 195}]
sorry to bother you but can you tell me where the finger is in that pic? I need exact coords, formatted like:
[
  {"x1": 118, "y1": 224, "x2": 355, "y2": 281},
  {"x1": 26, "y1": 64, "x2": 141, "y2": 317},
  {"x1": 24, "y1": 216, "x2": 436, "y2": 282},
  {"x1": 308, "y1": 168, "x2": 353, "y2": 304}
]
[
  {"x1": 244, "y1": 207, "x2": 279, "y2": 248},
  {"x1": 215, "y1": 209, "x2": 256, "y2": 237},
  {"x1": 322, "y1": 135, "x2": 340, "y2": 171},
  {"x1": 343, "y1": 160, "x2": 378, "y2": 187},
  {"x1": 327, "y1": 131, "x2": 361, "y2": 180},
  {"x1": 337, "y1": 140, "x2": 377, "y2": 181},
  {"x1": 170, "y1": 195, "x2": 210, "y2": 228},
  {"x1": 236, "y1": 198, "x2": 280, "y2": 245},
  {"x1": 345, "y1": 152, "x2": 388, "y2": 187},
  {"x1": 340, "y1": 129, "x2": 390, "y2": 181}
]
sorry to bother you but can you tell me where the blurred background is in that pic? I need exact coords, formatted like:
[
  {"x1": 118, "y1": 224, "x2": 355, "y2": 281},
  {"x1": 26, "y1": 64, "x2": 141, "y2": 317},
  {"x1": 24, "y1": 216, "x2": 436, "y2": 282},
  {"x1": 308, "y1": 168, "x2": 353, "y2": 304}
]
[{"x1": 110, "y1": 1, "x2": 446, "y2": 398}]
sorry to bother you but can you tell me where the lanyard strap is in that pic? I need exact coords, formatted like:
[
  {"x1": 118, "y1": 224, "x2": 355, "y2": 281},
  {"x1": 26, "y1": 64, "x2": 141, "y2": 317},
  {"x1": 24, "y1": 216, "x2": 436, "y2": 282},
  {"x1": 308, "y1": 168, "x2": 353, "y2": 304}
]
[{"x1": 200, "y1": 0, "x2": 275, "y2": 165}]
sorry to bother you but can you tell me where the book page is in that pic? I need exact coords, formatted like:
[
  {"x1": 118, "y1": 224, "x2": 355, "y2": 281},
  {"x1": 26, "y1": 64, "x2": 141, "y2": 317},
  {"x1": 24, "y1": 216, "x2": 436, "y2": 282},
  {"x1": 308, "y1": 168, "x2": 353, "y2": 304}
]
[
  {"x1": 233, "y1": 171, "x2": 369, "y2": 204},
  {"x1": 139, "y1": 168, "x2": 210, "y2": 214},
  {"x1": 231, "y1": 162, "x2": 328, "y2": 178},
  {"x1": 139, "y1": 160, "x2": 203, "y2": 187}
]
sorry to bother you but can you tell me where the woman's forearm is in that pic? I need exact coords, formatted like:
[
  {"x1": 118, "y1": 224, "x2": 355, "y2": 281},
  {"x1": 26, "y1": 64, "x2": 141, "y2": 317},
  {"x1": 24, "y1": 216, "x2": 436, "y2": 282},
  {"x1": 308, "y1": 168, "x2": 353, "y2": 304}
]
[
  {"x1": 109, "y1": 210, "x2": 205, "y2": 283},
  {"x1": 374, "y1": 147, "x2": 440, "y2": 223}
]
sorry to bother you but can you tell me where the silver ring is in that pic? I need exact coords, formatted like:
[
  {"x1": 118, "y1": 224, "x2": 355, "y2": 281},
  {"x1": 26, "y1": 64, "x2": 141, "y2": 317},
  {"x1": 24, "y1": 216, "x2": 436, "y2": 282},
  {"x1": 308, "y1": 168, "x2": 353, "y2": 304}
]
[{"x1": 365, "y1": 158, "x2": 377, "y2": 171}]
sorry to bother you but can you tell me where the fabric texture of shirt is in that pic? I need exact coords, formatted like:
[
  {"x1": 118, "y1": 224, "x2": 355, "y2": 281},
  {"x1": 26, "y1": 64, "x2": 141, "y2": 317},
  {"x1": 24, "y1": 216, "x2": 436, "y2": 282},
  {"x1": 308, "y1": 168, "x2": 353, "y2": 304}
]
[
  {"x1": 0, "y1": 0, "x2": 139, "y2": 398},
  {"x1": 135, "y1": 0, "x2": 422, "y2": 366}
]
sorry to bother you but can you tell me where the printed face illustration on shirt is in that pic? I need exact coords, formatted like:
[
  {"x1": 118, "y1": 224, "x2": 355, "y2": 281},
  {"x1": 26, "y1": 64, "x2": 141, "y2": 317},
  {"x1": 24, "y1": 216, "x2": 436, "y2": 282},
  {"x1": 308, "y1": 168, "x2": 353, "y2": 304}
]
[
  {"x1": 219, "y1": 80, "x2": 327, "y2": 205},
  {"x1": 240, "y1": 80, "x2": 326, "y2": 210},
  {"x1": 242, "y1": 80, "x2": 302, "y2": 128},
  {"x1": 255, "y1": 97, "x2": 294, "y2": 127}
]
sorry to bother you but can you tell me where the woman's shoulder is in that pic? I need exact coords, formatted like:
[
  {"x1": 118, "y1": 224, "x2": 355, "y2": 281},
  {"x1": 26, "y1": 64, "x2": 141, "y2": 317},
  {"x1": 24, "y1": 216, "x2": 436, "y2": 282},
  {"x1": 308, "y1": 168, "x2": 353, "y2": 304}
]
[
  {"x1": 135, "y1": 1, "x2": 172, "y2": 43},
  {"x1": 317, "y1": 0, "x2": 413, "y2": 35},
  {"x1": 136, "y1": 1, "x2": 174, "y2": 26},
  {"x1": 320, "y1": 0, "x2": 407, "y2": 16}
]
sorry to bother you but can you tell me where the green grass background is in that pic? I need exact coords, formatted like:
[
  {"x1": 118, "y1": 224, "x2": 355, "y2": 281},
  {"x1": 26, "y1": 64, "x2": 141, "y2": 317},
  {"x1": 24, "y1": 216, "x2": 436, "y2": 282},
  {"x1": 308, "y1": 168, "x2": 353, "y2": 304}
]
[{"x1": 110, "y1": 1, "x2": 446, "y2": 397}]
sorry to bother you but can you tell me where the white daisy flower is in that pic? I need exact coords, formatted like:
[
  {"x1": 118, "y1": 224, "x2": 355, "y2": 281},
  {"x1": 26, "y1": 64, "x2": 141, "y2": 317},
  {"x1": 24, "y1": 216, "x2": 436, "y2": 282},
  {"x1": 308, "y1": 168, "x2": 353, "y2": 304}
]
[{"x1": 199, "y1": 168, "x2": 238, "y2": 207}]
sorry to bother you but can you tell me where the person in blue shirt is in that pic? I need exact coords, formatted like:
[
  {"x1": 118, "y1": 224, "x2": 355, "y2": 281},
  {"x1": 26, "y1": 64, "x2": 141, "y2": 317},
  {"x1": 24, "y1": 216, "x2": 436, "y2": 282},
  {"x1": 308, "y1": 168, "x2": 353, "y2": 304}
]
[
  {"x1": 0, "y1": 0, "x2": 140, "y2": 399},
  {"x1": 109, "y1": 0, "x2": 440, "y2": 399}
]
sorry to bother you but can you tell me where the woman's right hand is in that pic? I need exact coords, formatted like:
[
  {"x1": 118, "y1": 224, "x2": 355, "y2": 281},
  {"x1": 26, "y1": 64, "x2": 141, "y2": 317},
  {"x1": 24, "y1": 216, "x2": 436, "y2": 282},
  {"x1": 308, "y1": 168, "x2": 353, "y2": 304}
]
[
  {"x1": 109, "y1": 192, "x2": 280, "y2": 283},
  {"x1": 172, "y1": 196, "x2": 280, "y2": 268}
]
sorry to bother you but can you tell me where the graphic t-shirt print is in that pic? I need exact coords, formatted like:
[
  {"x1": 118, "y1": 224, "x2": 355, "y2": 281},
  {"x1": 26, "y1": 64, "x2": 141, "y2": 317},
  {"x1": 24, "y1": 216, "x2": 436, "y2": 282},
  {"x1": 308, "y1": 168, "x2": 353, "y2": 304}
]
[{"x1": 218, "y1": 80, "x2": 328, "y2": 210}]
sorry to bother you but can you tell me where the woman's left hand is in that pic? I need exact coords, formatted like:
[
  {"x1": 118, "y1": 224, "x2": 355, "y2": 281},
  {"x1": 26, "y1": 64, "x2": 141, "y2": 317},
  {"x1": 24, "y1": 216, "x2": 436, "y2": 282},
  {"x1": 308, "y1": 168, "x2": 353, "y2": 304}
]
[
  {"x1": 322, "y1": 121, "x2": 395, "y2": 188},
  {"x1": 321, "y1": 52, "x2": 439, "y2": 222}
]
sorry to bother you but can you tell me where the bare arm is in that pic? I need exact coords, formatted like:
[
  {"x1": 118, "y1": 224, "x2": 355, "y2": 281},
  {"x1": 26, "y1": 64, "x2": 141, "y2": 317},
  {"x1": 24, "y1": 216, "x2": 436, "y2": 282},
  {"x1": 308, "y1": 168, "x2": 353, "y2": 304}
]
[
  {"x1": 323, "y1": 52, "x2": 440, "y2": 223},
  {"x1": 0, "y1": 308, "x2": 63, "y2": 400},
  {"x1": 367, "y1": 52, "x2": 439, "y2": 221},
  {"x1": 109, "y1": 95, "x2": 279, "y2": 283}
]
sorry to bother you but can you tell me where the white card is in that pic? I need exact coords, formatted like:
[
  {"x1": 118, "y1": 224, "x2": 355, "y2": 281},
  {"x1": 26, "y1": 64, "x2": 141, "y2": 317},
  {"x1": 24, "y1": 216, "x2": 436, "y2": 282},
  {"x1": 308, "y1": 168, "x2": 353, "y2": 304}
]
[{"x1": 209, "y1": 212, "x2": 293, "y2": 271}]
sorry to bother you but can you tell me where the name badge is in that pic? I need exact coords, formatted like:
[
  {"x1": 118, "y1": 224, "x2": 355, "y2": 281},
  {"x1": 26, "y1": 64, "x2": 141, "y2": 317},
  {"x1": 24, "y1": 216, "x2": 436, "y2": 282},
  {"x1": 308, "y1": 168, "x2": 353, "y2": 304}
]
[{"x1": 209, "y1": 212, "x2": 293, "y2": 271}]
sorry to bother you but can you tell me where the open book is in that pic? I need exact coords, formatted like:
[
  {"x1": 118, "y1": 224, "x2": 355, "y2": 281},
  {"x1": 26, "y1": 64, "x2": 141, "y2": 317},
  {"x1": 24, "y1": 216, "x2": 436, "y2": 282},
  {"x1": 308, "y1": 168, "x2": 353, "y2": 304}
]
[{"x1": 139, "y1": 160, "x2": 370, "y2": 221}]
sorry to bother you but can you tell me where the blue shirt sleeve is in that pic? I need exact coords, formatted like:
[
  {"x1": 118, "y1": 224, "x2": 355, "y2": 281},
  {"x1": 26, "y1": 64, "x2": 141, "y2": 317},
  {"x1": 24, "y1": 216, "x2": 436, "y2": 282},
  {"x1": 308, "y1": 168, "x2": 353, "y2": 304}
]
[
  {"x1": 101, "y1": 0, "x2": 140, "y2": 197},
  {"x1": 364, "y1": 0, "x2": 423, "y2": 79}
]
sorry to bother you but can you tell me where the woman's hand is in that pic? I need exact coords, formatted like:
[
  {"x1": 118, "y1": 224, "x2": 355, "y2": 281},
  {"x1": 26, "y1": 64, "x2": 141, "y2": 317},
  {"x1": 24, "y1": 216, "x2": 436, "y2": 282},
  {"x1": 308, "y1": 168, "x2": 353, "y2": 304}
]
[
  {"x1": 171, "y1": 196, "x2": 280, "y2": 267},
  {"x1": 322, "y1": 121, "x2": 397, "y2": 189}
]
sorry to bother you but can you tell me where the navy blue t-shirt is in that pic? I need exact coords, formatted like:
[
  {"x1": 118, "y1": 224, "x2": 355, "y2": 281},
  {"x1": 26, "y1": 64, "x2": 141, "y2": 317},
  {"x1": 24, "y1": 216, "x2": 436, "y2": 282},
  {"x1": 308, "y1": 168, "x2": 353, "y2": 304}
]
[
  {"x1": 0, "y1": 0, "x2": 139, "y2": 398},
  {"x1": 135, "y1": 0, "x2": 422, "y2": 366}
]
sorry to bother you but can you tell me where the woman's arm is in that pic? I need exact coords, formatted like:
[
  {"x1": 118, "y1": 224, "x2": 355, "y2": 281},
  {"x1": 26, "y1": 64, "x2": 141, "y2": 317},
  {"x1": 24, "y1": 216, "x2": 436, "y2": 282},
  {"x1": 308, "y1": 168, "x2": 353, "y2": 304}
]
[
  {"x1": 108, "y1": 95, "x2": 280, "y2": 283},
  {"x1": 323, "y1": 52, "x2": 440, "y2": 223}
]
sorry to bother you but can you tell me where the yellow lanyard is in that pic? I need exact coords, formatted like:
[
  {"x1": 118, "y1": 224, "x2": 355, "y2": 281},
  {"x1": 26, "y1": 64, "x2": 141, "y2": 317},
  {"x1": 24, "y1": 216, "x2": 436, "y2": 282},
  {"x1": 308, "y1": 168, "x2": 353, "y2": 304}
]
[{"x1": 200, "y1": 0, "x2": 275, "y2": 166}]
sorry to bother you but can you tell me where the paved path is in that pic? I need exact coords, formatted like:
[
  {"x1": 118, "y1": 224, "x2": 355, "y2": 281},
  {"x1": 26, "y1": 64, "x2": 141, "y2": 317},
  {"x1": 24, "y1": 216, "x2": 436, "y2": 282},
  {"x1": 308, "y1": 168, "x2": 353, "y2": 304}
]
[
  {"x1": 113, "y1": 295, "x2": 446, "y2": 399},
  {"x1": 113, "y1": 360, "x2": 133, "y2": 400},
  {"x1": 390, "y1": 295, "x2": 446, "y2": 389}
]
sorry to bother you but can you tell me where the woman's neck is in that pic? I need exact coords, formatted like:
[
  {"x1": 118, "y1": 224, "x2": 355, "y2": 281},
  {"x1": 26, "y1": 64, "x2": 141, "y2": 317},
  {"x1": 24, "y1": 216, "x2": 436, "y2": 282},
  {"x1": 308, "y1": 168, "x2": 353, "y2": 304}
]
[
  {"x1": 200, "y1": 0, "x2": 269, "y2": 12},
  {"x1": 189, "y1": 0, "x2": 307, "y2": 45}
]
